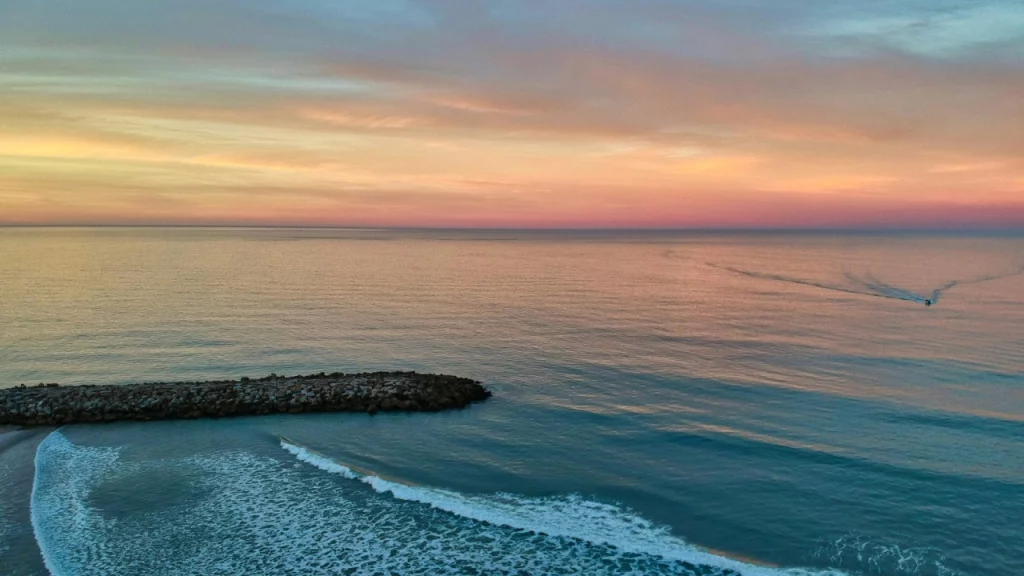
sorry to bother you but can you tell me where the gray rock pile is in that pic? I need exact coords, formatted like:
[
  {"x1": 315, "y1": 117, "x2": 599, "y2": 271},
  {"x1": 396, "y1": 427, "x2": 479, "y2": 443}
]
[{"x1": 0, "y1": 371, "x2": 491, "y2": 426}]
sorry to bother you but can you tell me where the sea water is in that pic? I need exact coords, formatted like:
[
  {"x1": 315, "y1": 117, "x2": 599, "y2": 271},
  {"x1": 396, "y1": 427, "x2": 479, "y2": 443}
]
[{"x1": 1, "y1": 228, "x2": 1022, "y2": 576}]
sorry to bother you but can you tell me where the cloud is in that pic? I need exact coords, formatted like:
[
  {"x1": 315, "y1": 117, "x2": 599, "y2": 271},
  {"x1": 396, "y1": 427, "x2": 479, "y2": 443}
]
[
  {"x1": 798, "y1": 0, "x2": 1024, "y2": 57},
  {"x1": 0, "y1": 0, "x2": 1022, "y2": 227}
]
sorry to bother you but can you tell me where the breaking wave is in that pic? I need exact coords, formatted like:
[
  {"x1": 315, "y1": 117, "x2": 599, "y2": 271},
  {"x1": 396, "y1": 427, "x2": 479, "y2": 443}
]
[
  {"x1": 280, "y1": 437, "x2": 845, "y2": 576},
  {"x1": 31, "y1": 430, "x2": 854, "y2": 576},
  {"x1": 28, "y1": 430, "x2": 981, "y2": 576}
]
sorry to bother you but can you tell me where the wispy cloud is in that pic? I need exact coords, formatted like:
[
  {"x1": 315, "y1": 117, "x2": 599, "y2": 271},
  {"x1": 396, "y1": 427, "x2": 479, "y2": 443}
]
[{"x1": 1, "y1": 0, "x2": 1021, "y2": 227}]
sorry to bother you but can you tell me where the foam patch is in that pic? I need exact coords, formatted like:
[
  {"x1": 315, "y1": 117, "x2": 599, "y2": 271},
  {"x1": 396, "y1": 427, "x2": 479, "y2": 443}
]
[{"x1": 33, "y1": 431, "x2": 848, "y2": 576}]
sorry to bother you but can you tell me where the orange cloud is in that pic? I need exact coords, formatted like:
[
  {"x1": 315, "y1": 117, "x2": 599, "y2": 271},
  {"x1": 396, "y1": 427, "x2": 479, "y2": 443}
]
[{"x1": 1, "y1": 1, "x2": 1022, "y2": 228}]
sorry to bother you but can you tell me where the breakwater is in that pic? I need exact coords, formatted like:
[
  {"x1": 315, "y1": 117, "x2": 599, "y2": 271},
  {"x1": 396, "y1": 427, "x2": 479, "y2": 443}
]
[{"x1": 0, "y1": 371, "x2": 491, "y2": 426}]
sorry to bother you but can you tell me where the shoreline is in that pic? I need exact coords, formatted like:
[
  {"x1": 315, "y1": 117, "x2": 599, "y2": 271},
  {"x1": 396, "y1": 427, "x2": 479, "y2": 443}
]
[{"x1": 0, "y1": 371, "x2": 491, "y2": 426}]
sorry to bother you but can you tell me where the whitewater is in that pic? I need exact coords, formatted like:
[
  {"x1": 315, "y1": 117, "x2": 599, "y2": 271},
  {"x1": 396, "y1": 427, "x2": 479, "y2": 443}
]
[{"x1": 31, "y1": 430, "x2": 849, "y2": 576}]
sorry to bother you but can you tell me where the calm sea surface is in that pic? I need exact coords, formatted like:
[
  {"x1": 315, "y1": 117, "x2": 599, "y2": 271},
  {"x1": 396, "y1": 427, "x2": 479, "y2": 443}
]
[{"x1": 1, "y1": 228, "x2": 1022, "y2": 576}]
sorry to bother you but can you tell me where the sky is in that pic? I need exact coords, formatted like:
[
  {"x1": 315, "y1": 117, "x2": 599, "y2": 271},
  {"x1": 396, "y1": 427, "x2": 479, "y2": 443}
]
[{"x1": 1, "y1": 0, "x2": 1023, "y2": 228}]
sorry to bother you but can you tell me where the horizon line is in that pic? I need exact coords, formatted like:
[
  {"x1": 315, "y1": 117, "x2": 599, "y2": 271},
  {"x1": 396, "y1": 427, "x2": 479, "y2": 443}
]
[{"x1": 2, "y1": 224, "x2": 1023, "y2": 234}]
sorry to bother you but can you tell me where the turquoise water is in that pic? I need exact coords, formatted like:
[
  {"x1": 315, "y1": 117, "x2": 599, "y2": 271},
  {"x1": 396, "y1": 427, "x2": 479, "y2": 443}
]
[{"x1": 1, "y1": 228, "x2": 1023, "y2": 576}]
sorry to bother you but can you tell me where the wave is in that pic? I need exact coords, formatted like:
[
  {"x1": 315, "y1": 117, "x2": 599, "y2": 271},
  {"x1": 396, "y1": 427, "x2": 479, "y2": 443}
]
[
  {"x1": 39, "y1": 430, "x2": 833, "y2": 575},
  {"x1": 280, "y1": 437, "x2": 846, "y2": 576},
  {"x1": 26, "y1": 431, "x2": 965, "y2": 576}
]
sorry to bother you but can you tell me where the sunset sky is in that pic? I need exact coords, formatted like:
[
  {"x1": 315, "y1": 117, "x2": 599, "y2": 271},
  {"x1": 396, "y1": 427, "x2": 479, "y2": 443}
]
[{"x1": 1, "y1": 0, "x2": 1022, "y2": 228}]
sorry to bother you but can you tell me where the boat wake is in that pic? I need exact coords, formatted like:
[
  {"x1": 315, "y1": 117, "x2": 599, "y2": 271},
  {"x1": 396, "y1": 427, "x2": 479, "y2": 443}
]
[
  {"x1": 706, "y1": 262, "x2": 1024, "y2": 306},
  {"x1": 707, "y1": 264, "x2": 885, "y2": 301}
]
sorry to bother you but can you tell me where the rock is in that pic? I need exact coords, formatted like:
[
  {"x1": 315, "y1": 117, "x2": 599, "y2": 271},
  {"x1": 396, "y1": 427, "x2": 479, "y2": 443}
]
[{"x1": 0, "y1": 371, "x2": 490, "y2": 426}]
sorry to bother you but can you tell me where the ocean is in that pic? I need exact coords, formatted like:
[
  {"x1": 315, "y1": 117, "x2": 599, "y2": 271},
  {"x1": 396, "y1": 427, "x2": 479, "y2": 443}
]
[{"x1": 1, "y1": 227, "x2": 1022, "y2": 576}]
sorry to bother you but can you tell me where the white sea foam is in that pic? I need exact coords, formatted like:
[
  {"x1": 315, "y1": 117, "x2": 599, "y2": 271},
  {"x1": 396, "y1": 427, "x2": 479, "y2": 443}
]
[
  {"x1": 30, "y1": 430, "x2": 856, "y2": 576},
  {"x1": 280, "y1": 437, "x2": 848, "y2": 576},
  {"x1": 31, "y1": 430, "x2": 122, "y2": 576},
  {"x1": 810, "y1": 533, "x2": 963, "y2": 576},
  {"x1": 0, "y1": 519, "x2": 9, "y2": 557},
  {"x1": 32, "y1": 431, "x2": 717, "y2": 575},
  {"x1": 0, "y1": 461, "x2": 14, "y2": 557},
  {"x1": 281, "y1": 438, "x2": 358, "y2": 479}
]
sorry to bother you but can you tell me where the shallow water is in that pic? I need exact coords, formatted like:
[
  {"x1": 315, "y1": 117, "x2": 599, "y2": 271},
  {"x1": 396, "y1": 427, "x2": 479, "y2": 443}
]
[{"x1": 1, "y1": 228, "x2": 1022, "y2": 576}]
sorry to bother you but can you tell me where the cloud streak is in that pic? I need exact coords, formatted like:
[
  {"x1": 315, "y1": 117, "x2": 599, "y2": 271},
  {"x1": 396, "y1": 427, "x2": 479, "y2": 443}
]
[{"x1": 1, "y1": 0, "x2": 1022, "y2": 227}]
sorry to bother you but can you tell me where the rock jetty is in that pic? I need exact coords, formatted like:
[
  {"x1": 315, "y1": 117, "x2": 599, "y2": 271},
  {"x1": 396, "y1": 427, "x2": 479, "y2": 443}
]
[{"x1": 0, "y1": 371, "x2": 491, "y2": 426}]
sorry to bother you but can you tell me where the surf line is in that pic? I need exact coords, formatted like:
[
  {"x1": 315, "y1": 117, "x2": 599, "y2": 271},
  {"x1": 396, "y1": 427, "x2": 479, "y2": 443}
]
[
  {"x1": 279, "y1": 436, "x2": 413, "y2": 485},
  {"x1": 30, "y1": 430, "x2": 62, "y2": 576},
  {"x1": 279, "y1": 437, "x2": 850, "y2": 576},
  {"x1": 30, "y1": 429, "x2": 104, "y2": 576}
]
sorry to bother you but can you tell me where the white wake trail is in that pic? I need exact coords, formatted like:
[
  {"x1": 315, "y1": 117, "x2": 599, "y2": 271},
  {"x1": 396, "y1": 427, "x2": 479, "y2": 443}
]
[{"x1": 708, "y1": 261, "x2": 1024, "y2": 306}]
